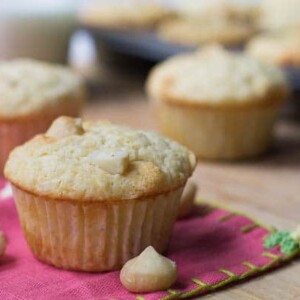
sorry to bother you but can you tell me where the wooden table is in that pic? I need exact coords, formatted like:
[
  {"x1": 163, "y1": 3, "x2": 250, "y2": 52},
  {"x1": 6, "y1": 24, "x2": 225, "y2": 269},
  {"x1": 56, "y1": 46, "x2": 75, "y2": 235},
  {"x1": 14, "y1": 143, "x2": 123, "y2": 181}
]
[{"x1": 84, "y1": 84, "x2": 300, "y2": 299}]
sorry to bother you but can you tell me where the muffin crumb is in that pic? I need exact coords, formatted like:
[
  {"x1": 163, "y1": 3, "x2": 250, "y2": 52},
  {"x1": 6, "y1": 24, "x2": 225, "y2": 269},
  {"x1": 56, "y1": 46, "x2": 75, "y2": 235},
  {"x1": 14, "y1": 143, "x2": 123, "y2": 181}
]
[{"x1": 120, "y1": 246, "x2": 177, "y2": 293}]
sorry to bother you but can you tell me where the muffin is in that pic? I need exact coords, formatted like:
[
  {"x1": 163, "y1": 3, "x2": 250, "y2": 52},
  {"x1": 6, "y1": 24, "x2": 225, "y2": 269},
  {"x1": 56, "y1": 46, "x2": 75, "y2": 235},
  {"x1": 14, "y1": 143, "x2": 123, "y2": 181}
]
[
  {"x1": 158, "y1": 19, "x2": 256, "y2": 47},
  {"x1": 260, "y1": 0, "x2": 300, "y2": 30},
  {"x1": 157, "y1": 2, "x2": 257, "y2": 47},
  {"x1": 4, "y1": 116, "x2": 196, "y2": 272},
  {"x1": 246, "y1": 29, "x2": 300, "y2": 119},
  {"x1": 79, "y1": 2, "x2": 171, "y2": 29},
  {"x1": 246, "y1": 29, "x2": 300, "y2": 67},
  {"x1": 147, "y1": 46, "x2": 288, "y2": 160},
  {"x1": 0, "y1": 59, "x2": 86, "y2": 176},
  {"x1": 175, "y1": 1, "x2": 259, "y2": 25}
]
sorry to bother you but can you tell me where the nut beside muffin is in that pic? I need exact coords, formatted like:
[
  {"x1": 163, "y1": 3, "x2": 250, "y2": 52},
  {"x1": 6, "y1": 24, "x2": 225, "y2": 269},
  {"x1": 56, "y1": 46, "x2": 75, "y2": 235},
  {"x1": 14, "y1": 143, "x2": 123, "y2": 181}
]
[
  {"x1": 4, "y1": 116, "x2": 196, "y2": 272},
  {"x1": 0, "y1": 59, "x2": 86, "y2": 176},
  {"x1": 147, "y1": 46, "x2": 288, "y2": 160}
]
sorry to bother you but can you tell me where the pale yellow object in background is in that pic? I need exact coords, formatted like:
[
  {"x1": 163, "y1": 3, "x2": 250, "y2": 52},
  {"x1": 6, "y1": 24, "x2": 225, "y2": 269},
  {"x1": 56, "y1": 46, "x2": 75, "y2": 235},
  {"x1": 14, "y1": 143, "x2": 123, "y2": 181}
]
[
  {"x1": 260, "y1": 0, "x2": 300, "y2": 30},
  {"x1": 246, "y1": 29, "x2": 300, "y2": 67},
  {"x1": 120, "y1": 246, "x2": 177, "y2": 293},
  {"x1": 0, "y1": 0, "x2": 77, "y2": 63}
]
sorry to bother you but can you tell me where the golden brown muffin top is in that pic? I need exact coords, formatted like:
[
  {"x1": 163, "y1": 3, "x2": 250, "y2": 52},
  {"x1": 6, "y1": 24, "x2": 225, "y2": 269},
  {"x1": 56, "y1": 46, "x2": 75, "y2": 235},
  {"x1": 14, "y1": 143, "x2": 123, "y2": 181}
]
[
  {"x1": 147, "y1": 46, "x2": 288, "y2": 107},
  {"x1": 0, "y1": 59, "x2": 85, "y2": 120},
  {"x1": 5, "y1": 117, "x2": 196, "y2": 202}
]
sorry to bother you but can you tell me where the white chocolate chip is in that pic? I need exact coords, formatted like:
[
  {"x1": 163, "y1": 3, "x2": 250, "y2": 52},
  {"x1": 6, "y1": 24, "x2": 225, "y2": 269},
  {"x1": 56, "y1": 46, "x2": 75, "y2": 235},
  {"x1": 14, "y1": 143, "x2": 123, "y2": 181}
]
[
  {"x1": 120, "y1": 246, "x2": 177, "y2": 293},
  {"x1": 177, "y1": 180, "x2": 197, "y2": 219},
  {"x1": 0, "y1": 232, "x2": 6, "y2": 257},
  {"x1": 88, "y1": 148, "x2": 129, "y2": 175},
  {"x1": 46, "y1": 116, "x2": 84, "y2": 138}
]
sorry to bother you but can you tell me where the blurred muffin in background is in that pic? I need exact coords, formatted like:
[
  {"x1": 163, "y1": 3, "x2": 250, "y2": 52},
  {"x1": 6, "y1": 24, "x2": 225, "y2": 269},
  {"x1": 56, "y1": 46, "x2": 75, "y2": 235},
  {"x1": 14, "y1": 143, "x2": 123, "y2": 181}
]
[
  {"x1": 260, "y1": 0, "x2": 300, "y2": 31},
  {"x1": 147, "y1": 46, "x2": 288, "y2": 160},
  {"x1": 157, "y1": 1, "x2": 258, "y2": 47},
  {"x1": 175, "y1": 0, "x2": 259, "y2": 25},
  {"x1": 247, "y1": 28, "x2": 300, "y2": 119},
  {"x1": 246, "y1": 29, "x2": 300, "y2": 68},
  {"x1": 157, "y1": 19, "x2": 256, "y2": 47},
  {"x1": 79, "y1": 1, "x2": 172, "y2": 30},
  {"x1": 0, "y1": 59, "x2": 86, "y2": 176}
]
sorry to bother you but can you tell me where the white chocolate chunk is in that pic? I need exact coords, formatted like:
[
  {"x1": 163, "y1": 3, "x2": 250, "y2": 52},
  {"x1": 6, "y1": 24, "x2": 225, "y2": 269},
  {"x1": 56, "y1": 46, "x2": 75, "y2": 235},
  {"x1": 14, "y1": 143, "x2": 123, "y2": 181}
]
[
  {"x1": 177, "y1": 180, "x2": 197, "y2": 219},
  {"x1": 120, "y1": 246, "x2": 177, "y2": 293},
  {"x1": 46, "y1": 116, "x2": 84, "y2": 138},
  {"x1": 0, "y1": 232, "x2": 6, "y2": 257},
  {"x1": 88, "y1": 149, "x2": 129, "y2": 175}
]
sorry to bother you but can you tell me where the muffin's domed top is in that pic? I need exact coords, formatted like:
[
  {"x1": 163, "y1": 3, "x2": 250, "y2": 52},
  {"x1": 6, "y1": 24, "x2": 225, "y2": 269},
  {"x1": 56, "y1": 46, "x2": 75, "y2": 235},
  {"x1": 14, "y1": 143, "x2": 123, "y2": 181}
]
[
  {"x1": 5, "y1": 117, "x2": 196, "y2": 201},
  {"x1": 0, "y1": 59, "x2": 85, "y2": 119},
  {"x1": 147, "y1": 46, "x2": 288, "y2": 107}
]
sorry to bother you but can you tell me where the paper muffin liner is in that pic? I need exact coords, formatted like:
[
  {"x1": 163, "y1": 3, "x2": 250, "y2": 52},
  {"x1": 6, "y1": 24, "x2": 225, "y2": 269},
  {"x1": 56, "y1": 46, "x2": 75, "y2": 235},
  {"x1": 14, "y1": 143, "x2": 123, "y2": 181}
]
[
  {"x1": 12, "y1": 185, "x2": 183, "y2": 272},
  {"x1": 152, "y1": 100, "x2": 280, "y2": 160},
  {"x1": 0, "y1": 105, "x2": 82, "y2": 177}
]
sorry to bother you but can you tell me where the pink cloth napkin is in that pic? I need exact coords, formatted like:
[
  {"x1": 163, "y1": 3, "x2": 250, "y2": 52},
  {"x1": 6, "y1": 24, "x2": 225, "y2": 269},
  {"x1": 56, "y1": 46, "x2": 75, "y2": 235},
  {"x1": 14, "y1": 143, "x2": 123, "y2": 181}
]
[{"x1": 0, "y1": 181, "x2": 286, "y2": 300}]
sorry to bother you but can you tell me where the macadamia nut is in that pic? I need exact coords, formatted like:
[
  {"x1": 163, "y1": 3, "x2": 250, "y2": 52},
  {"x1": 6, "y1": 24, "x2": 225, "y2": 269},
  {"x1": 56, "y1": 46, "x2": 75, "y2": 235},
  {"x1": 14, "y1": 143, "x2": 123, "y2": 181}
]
[
  {"x1": 177, "y1": 180, "x2": 197, "y2": 219},
  {"x1": 120, "y1": 246, "x2": 177, "y2": 293},
  {"x1": 46, "y1": 116, "x2": 84, "y2": 138},
  {"x1": 88, "y1": 148, "x2": 129, "y2": 175}
]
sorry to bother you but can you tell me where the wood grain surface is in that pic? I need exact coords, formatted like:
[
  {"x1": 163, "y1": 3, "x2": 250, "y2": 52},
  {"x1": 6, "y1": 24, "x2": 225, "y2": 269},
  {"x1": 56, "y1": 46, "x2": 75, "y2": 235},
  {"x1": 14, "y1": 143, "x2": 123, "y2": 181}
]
[{"x1": 84, "y1": 87, "x2": 300, "y2": 300}]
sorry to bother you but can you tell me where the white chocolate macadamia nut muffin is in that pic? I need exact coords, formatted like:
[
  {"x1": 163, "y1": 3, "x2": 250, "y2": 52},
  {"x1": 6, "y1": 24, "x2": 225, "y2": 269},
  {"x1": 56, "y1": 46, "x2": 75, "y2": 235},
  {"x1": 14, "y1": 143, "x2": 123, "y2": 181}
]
[
  {"x1": 0, "y1": 59, "x2": 86, "y2": 176},
  {"x1": 147, "y1": 46, "x2": 288, "y2": 160},
  {"x1": 5, "y1": 116, "x2": 196, "y2": 272}
]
